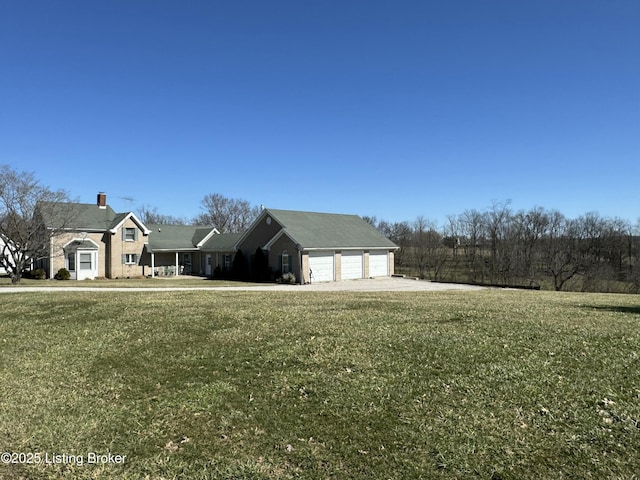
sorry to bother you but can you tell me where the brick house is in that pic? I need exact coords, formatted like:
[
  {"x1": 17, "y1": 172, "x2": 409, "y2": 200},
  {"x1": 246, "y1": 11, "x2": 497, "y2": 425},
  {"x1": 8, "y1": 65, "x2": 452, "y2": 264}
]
[
  {"x1": 36, "y1": 193, "x2": 398, "y2": 282},
  {"x1": 37, "y1": 193, "x2": 152, "y2": 280}
]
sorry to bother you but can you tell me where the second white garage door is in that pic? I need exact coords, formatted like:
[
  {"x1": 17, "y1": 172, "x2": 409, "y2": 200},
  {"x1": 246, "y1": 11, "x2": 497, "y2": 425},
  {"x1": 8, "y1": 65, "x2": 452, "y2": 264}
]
[
  {"x1": 341, "y1": 251, "x2": 363, "y2": 280},
  {"x1": 309, "y1": 251, "x2": 335, "y2": 282},
  {"x1": 369, "y1": 251, "x2": 389, "y2": 277}
]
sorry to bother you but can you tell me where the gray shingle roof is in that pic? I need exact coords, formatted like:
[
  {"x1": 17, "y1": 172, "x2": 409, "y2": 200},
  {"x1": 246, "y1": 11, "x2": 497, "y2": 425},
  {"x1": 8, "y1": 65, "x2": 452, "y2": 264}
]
[
  {"x1": 146, "y1": 224, "x2": 211, "y2": 251},
  {"x1": 38, "y1": 202, "x2": 118, "y2": 231},
  {"x1": 192, "y1": 228, "x2": 214, "y2": 247},
  {"x1": 146, "y1": 224, "x2": 240, "y2": 252},
  {"x1": 39, "y1": 201, "x2": 397, "y2": 253},
  {"x1": 69, "y1": 239, "x2": 99, "y2": 250},
  {"x1": 109, "y1": 213, "x2": 130, "y2": 230},
  {"x1": 266, "y1": 209, "x2": 398, "y2": 249},
  {"x1": 202, "y1": 232, "x2": 242, "y2": 251}
]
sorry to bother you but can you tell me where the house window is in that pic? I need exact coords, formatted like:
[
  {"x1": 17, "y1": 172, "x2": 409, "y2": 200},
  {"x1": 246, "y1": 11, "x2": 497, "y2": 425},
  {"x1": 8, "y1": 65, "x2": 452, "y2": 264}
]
[
  {"x1": 223, "y1": 254, "x2": 231, "y2": 271},
  {"x1": 180, "y1": 253, "x2": 191, "y2": 267},
  {"x1": 79, "y1": 253, "x2": 92, "y2": 270},
  {"x1": 124, "y1": 228, "x2": 136, "y2": 241},
  {"x1": 67, "y1": 253, "x2": 76, "y2": 271},
  {"x1": 282, "y1": 251, "x2": 290, "y2": 274},
  {"x1": 123, "y1": 254, "x2": 138, "y2": 265}
]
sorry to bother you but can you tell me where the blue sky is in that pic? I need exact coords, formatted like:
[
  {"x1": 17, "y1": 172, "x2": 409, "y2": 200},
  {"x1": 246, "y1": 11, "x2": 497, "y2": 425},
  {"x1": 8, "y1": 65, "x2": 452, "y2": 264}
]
[{"x1": 2, "y1": 1, "x2": 638, "y2": 226}]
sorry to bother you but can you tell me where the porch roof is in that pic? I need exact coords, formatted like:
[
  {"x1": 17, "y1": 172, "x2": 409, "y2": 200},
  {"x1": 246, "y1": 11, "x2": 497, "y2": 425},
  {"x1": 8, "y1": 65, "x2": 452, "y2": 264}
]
[
  {"x1": 146, "y1": 224, "x2": 218, "y2": 252},
  {"x1": 63, "y1": 239, "x2": 99, "y2": 250}
]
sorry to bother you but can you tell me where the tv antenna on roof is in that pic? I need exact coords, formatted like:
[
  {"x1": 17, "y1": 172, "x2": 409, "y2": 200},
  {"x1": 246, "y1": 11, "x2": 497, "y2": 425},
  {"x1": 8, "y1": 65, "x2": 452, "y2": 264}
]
[{"x1": 116, "y1": 196, "x2": 136, "y2": 210}]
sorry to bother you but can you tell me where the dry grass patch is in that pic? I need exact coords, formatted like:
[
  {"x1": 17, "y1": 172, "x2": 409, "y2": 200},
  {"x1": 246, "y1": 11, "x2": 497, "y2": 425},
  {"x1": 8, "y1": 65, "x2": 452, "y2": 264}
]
[
  {"x1": 0, "y1": 276, "x2": 257, "y2": 288},
  {"x1": 0, "y1": 290, "x2": 639, "y2": 479}
]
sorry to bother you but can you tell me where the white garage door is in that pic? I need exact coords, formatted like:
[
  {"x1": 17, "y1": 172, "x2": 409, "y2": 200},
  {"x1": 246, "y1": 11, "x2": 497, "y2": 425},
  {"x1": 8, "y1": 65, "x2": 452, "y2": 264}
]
[
  {"x1": 341, "y1": 251, "x2": 363, "y2": 280},
  {"x1": 309, "y1": 251, "x2": 335, "y2": 282},
  {"x1": 369, "y1": 251, "x2": 389, "y2": 277}
]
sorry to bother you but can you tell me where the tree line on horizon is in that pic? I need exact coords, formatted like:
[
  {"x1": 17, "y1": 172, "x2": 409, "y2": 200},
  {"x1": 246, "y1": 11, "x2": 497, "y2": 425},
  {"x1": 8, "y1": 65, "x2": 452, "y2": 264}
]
[{"x1": 364, "y1": 201, "x2": 640, "y2": 293}]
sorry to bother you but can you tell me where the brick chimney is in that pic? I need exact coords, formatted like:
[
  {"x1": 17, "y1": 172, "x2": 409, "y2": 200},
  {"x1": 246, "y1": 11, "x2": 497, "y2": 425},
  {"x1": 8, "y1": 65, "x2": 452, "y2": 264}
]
[{"x1": 97, "y1": 192, "x2": 107, "y2": 209}]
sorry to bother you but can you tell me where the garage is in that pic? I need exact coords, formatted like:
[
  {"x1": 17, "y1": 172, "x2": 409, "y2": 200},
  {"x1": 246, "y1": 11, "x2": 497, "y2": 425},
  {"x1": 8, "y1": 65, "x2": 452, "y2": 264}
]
[
  {"x1": 238, "y1": 209, "x2": 398, "y2": 284},
  {"x1": 368, "y1": 251, "x2": 389, "y2": 277},
  {"x1": 309, "y1": 251, "x2": 335, "y2": 282},
  {"x1": 340, "y1": 251, "x2": 363, "y2": 280}
]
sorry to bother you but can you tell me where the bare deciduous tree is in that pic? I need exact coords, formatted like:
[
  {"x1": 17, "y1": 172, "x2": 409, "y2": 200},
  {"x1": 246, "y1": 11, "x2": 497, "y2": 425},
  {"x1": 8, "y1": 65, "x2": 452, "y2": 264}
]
[
  {"x1": 0, "y1": 165, "x2": 76, "y2": 284},
  {"x1": 630, "y1": 219, "x2": 640, "y2": 293},
  {"x1": 511, "y1": 207, "x2": 549, "y2": 285},
  {"x1": 137, "y1": 205, "x2": 187, "y2": 225},
  {"x1": 383, "y1": 220, "x2": 412, "y2": 271},
  {"x1": 542, "y1": 211, "x2": 585, "y2": 291},
  {"x1": 457, "y1": 209, "x2": 486, "y2": 283},
  {"x1": 362, "y1": 215, "x2": 378, "y2": 227},
  {"x1": 412, "y1": 216, "x2": 448, "y2": 280},
  {"x1": 484, "y1": 200, "x2": 513, "y2": 284},
  {"x1": 194, "y1": 193, "x2": 260, "y2": 233}
]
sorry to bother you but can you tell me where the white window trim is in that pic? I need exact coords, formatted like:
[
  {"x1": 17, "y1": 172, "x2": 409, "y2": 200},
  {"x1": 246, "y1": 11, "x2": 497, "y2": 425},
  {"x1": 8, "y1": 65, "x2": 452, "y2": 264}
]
[
  {"x1": 124, "y1": 228, "x2": 136, "y2": 242},
  {"x1": 79, "y1": 252, "x2": 93, "y2": 270},
  {"x1": 67, "y1": 253, "x2": 76, "y2": 272},
  {"x1": 124, "y1": 253, "x2": 138, "y2": 265}
]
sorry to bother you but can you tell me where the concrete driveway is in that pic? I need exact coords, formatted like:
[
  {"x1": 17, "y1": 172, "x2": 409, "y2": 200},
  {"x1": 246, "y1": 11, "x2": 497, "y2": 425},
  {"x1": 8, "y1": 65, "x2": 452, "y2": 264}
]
[
  {"x1": 0, "y1": 277, "x2": 484, "y2": 293},
  {"x1": 268, "y1": 277, "x2": 485, "y2": 292}
]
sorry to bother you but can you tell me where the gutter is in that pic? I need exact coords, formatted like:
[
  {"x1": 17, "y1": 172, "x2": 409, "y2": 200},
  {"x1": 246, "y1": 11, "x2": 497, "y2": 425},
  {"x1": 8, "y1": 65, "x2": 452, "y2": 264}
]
[{"x1": 302, "y1": 246, "x2": 399, "y2": 251}]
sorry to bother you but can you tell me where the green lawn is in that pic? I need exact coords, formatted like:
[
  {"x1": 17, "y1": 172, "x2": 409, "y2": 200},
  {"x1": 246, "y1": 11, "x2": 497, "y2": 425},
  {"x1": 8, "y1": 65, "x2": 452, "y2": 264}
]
[
  {"x1": 1, "y1": 290, "x2": 639, "y2": 479},
  {"x1": 0, "y1": 277, "x2": 255, "y2": 288}
]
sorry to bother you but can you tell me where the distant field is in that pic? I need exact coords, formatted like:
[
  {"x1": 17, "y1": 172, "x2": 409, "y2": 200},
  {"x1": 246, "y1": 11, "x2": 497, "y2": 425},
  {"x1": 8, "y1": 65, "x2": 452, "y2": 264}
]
[{"x1": 1, "y1": 290, "x2": 639, "y2": 479}]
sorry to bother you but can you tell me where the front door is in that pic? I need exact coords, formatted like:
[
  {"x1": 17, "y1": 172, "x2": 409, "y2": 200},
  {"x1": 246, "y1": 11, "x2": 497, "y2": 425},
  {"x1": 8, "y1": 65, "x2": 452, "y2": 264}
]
[
  {"x1": 205, "y1": 255, "x2": 212, "y2": 276},
  {"x1": 65, "y1": 244, "x2": 99, "y2": 280},
  {"x1": 76, "y1": 251, "x2": 98, "y2": 280}
]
